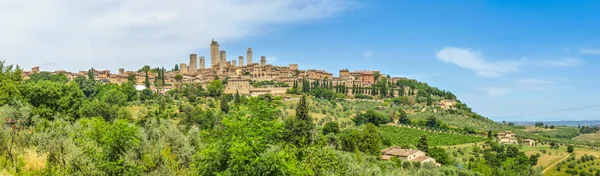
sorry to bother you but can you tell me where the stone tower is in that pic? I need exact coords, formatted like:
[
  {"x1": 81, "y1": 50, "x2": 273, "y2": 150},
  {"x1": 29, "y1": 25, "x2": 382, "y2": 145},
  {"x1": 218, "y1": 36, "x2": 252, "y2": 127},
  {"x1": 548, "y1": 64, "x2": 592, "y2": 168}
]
[
  {"x1": 189, "y1": 54, "x2": 197, "y2": 74},
  {"x1": 238, "y1": 56, "x2": 244, "y2": 67},
  {"x1": 232, "y1": 60, "x2": 237, "y2": 68},
  {"x1": 179, "y1": 63, "x2": 188, "y2": 74},
  {"x1": 247, "y1": 47, "x2": 253, "y2": 66},
  {"x1": 199, "y1": 56, "x2": 205, "y2": 69},
  {"x1": 210, "y1": 39, "x2": 219, "y2": 68},
  {"x1": 219, "y1": 50, "x2": 227, "y2": 72},
  {"x1": 260, "y1": 56, "x2": 266, "y2": 66}
]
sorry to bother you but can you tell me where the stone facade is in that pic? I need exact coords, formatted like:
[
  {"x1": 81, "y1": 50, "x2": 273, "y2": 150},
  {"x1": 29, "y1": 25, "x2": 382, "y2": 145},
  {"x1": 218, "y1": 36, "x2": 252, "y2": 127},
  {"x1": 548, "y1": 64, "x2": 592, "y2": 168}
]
[
  {"x1": 189, "y1": 54, "x2": 197, "y2": 74},
  {"x1": 247, "y1": 48, "x2": 253, "y2": 66},
  {"x1": 199, "y1": 56, "x2": 205, "y2": 69},
  {"x1": 260, "y1": 56, "x2": 266, "y2": 66},
  {"x1": 179, "y1": 63, "x2": 188, "y2": 74},
  {"x1": 32, "y1": 66, "x2": 40, "y2": 74},
  {"x1": 210, "y1": 40, "x2": 219, "y2": 68},
  {"x1": 289, "y1": 64, "x2": 298, "y2": 71},
  {"x1": 27, "y1": 39, "x2": 412, "y2": 96},
  {"x1": 380, "y1": 146, "x2": 441, "y2": 167}
]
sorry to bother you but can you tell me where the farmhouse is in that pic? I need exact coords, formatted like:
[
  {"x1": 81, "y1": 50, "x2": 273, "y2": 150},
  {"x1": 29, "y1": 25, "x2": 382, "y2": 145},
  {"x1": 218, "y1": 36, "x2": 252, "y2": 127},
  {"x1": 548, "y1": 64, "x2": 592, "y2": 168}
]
[
  {"x1": 497, "y1": 131, "x2": 518, "y2": 144},
  {"x1": 379, "y1": 146, "x2": 441, "y2": 167}
]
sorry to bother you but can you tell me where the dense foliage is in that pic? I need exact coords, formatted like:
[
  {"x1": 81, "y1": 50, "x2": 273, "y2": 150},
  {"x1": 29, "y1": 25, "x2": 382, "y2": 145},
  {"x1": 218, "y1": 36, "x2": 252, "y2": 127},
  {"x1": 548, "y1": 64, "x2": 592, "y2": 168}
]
[{"x1": 0, "y1": 61, "x2": 554, "y2": 176}]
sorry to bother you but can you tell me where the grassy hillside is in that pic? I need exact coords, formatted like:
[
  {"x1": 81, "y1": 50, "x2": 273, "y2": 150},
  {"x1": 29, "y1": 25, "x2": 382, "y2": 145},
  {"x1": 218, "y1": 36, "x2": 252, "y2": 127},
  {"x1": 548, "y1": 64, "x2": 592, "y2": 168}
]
[{"x1": 379, "y1": 125, "x2": 486, "y2": 147}]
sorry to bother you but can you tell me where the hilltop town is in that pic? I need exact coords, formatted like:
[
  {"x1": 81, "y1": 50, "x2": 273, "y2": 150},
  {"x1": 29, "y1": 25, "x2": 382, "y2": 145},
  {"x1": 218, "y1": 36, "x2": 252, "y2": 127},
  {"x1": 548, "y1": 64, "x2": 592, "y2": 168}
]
[{"x1": 21, "y1": 39, "x2": 414, "y2": 97}]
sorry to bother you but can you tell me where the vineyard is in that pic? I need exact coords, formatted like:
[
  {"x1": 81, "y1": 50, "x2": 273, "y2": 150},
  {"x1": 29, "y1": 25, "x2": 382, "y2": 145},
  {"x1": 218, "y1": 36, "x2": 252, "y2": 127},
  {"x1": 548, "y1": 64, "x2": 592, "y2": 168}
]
[{"x1": 379, "y1": 125, "x2": 486, "y2": 147}]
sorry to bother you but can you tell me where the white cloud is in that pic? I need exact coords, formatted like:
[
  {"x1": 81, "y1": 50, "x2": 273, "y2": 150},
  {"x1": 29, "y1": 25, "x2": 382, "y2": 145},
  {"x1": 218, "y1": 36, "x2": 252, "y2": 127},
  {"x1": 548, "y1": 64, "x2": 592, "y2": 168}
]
[
  {"x1": 517, "y1": 78, "x2": 561, "y2": 90},
  {"x1": 436, "y1": 47, "x2": 523, "y2": 77},
  {"x1": 363, "y1": 50, "x2": 373, "y2": 58},
  {"x1": 547, "y1": 58, "x2": 580, "y2": 67},
  {"x1": 474, "y1": 87, "x2": 512, "y2": 97},
  {"x1": 0, "y1": 0, "x2": 356, "y2": 71},
  {"x1": 579, "y1": 48, "x2": 600, "y2": 55},
  {"x1": 517, "y1": 79, "x2": 558, "y2": 85}
]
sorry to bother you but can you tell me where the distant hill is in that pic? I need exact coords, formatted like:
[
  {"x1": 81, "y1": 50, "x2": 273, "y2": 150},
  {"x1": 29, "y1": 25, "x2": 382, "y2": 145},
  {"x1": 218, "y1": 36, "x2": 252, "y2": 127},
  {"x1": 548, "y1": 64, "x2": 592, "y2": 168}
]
[{"x1": 511, "y1": 120, "x2": 600, "y2": 127}]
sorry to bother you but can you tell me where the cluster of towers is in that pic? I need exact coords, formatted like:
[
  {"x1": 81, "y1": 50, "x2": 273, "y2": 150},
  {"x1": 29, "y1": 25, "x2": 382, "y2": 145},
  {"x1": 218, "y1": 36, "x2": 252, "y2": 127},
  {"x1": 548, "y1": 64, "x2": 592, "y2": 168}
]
[{"x1": 183, "y1": 40, "x2": 266, "y2": 75}]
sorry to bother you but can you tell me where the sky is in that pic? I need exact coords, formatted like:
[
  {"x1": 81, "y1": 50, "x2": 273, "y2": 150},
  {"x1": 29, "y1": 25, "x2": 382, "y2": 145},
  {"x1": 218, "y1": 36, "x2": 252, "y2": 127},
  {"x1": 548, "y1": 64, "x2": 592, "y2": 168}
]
[{"x1": 2, "y1": 0, "x2": 600, "y2": 122}]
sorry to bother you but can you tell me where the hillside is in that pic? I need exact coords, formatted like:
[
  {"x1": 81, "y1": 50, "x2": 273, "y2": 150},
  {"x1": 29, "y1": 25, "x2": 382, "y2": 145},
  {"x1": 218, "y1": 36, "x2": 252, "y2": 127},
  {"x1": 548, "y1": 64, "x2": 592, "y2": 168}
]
[{"x1": 1, "y1": 62, "x2": 597, "y2": 176}]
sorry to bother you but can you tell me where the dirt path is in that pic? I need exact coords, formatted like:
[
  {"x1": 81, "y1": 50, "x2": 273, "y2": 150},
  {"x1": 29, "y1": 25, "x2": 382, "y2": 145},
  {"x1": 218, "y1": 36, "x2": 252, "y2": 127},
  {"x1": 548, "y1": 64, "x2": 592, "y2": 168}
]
[{"x1": 542, "y1": 154, "x2": 569, "y2": 174}]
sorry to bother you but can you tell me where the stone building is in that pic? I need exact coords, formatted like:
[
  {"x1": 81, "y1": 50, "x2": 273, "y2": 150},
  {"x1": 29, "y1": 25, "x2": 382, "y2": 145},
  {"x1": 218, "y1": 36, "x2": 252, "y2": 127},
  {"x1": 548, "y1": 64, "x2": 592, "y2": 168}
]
[
  {"x1": 210, "y1": 40, "x2": 219, "y2": 68},
  {"x1": 247, "y1": 47, "x2": 253, "y2": 66},
  {"x1": 189, "y1": 54, "x2": 197, "y2": 74},
  {"x1": 260, "y1": 56, "x2": 266, "y2": 66},
  {"x1": 380, "y1": 146, "x2": 440, "y2": 167},
  {"x1": 179, "y1": 63, "x2": 188, "y2": 74},
  {"x1": 199, "y1": 56, "x2": 205, "y2": 69},
  {"x1": 306, "y1": 69, "x2": 333, "y2": 80},
  {"x1": 32, "y1": 66, "x2": 40, "y2": 74},
  {"x1": 438, "y1": 100, "x2": 457, "y2": 109},
  {"x1": 289, "y1": 64, "x2": 298, "y2": 71},
  {"x1": 224, "y1": 78, "x2": 251, "y2": 95},
  {"x1": 119, "y1": 68, "x2": 125, "y2": 75},
  {"x1": 497, "y1": 131, "x2": 518, "y2": 144},
  {"x1": 522, "y1": 139, "x2": 536, "y2": 147},
  {"x1": 231, "y1": 60, "x2": 237, "y2": 68},
  {"x1": 238, "y1": 56, "x2": 244, "y2": 67}
]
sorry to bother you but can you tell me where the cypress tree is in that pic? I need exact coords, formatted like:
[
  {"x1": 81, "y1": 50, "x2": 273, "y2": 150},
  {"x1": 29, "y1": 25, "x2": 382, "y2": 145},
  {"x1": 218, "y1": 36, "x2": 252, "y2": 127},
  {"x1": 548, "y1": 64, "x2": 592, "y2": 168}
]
[
  {"x1": 417, "y1": 135, "x2": 429, "y2": 152},
  {"x1": 88, "y1": 68, "x2": 95, "y2": 81},
  {"x1": 144, "y1": 70, "x2": 150, "y2": 89},
  {"x1": 234, "y1": 90, "x2": 241, "y2": 105},
  {"x1": 284, "y1": 95, "x2": 314, "y2": 147}
]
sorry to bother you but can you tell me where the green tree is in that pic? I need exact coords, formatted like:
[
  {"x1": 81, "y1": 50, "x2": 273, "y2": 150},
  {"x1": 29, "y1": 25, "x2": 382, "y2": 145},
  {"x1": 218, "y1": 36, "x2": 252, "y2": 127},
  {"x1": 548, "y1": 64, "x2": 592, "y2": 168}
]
[
  {"x1": 322, "y1": 121, "x2": 340, "y2": 135},
  {"x1": 174, "y1": 64, "x2": 179, "y2": 71},
  {"x1": 283, "y1": 95, "x2": 314, "y2": 147},
  {"x1": 354, "y1": 109, "x2": 390, "y2": 126},
  {"x1": 207, "y1": 80, "x2": 224, "y2": 97},
  {"x1": 120, "y1": 82, "x2": 137, "y2": 101},
  {"x1": 127, "y1": 72, "x2": 136, "y2": 83},
  {"x1": 220, "y1": 96, "x2": 229, "y2": 114},
  {"x1": 234, "y1": 90, "x2": 241, "y2": 105},
  {"x1": 567, "y1": 145, "x2": 574, "y2": 153},
  {"x1": 175, "y1": 74, "x2": 183, "y2": 82},
  {"x1": 361, "y1": 123, "x2": 381, "y2": 155},
  {"x1": 88, "y1": 68, "x2": 95, "y2": 81},
  {"x1": 428, "y1": 147, "x2": 452, "y2": 165},
  {"x1": 417, "y1": 135, "x2": 429, "y2": 152},
  {"x1": 144, "y1": 70, "x2": 150, "y2": 89},
  {"x1": 102, "y1": 89, "x2": 127, "y2": 106},
  {"x1": 399, "y1": 110, "x2": 410, "y2": 125}
]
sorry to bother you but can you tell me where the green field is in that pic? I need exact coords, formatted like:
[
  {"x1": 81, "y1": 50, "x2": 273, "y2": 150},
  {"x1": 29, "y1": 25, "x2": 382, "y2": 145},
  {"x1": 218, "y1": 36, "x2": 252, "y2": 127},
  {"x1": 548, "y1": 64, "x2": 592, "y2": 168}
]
[{"x1": 379, "y1": 125, "x2": 486, "y2": 147}]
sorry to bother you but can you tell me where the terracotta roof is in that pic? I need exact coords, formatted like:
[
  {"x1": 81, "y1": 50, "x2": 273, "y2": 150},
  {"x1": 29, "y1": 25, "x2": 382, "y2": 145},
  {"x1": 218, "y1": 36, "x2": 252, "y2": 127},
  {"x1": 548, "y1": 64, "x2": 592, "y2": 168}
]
[{"x1": 380, "y1": 147, "x2": 420, "y2": 157}]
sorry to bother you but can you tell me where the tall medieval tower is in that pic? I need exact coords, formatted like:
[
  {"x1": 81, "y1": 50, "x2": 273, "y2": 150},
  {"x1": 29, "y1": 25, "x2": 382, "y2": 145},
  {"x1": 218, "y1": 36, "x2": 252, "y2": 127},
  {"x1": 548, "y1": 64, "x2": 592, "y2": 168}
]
[
  {"x1": 219, "y1": 50, "x2": 227, "y2": 72},
  {"x1": 247, "y1": 47, "x2": 253, "y2": 66},
  {"x1": 210, "y1": 40, "x2": 219, "y2": 68},
  {"x1": 260, "y1": 56, "x2": 266, "y2": 66},
  {"x1": 199, "y1": 56, "x2": 205, "y2": 69},
  {"x1": 189, "y1": 54, "x2": 198, "y2": 74},
  {"x1": 238, "y1": 56, "x2": 244, "y2": 67}
]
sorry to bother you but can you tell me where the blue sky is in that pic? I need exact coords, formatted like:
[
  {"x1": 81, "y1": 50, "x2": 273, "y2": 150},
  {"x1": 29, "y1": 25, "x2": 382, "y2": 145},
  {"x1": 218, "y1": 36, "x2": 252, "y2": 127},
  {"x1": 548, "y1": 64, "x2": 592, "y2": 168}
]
[{"x1": 2, "y1": 0, "x2": 600, "y2": 121}]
